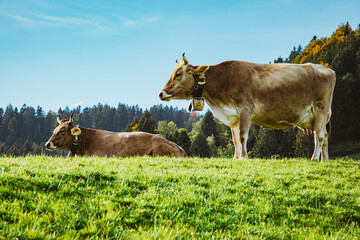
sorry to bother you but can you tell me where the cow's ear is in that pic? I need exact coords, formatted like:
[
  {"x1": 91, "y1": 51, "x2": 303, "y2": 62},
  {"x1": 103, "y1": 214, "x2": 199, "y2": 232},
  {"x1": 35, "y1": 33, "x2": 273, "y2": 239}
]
[
  {"x1": 191, "y1": 65, "x2": 209, "y2": 75},
  {"x1": 71, "y1": 127, "x2": 81, "y2": 136}
]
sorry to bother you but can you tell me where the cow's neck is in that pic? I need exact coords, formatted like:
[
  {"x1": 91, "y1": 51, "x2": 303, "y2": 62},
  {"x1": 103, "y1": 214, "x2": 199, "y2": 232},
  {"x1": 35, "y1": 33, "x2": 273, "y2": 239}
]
[
  {"x1": 200, "y1": 64, "x2": 241, "y2": 127},
  {"x1": 202, "y1": 65, "x2": 229, "y2": 108},
  {"x1": 71, "y1": 127, "x2": 96, "y2": 156}
]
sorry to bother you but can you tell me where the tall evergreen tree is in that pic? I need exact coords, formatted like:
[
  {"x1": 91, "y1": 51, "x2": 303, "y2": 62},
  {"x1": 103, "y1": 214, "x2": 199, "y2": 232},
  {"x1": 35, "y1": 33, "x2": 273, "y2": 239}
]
[
  {"x1": 125, "y1": 117, "x2": 140, "y2": 132},
  {"x1": 190, "y1": 132, "x2": 210, "y2": 158},
  {"x1": 7, "y1": 141, "x2": 20, "y2": 156},
  {"x1": 274, "y1": 56, "x2": 284, "y2": 63},
  {"x1": 252, "y1": 129, "x2": 293, "y2": 158},
  {"x1": 139, "y1": 110, "x2": 156, "y2": 133},
  {"x1": 201, "y1": 111, "x2": 222, "y2": 148},
  {"x1": 175, "y1": 128, "x2": 191, "y2": 156},
  {"x1": 0, "y1": 108, "x2": 3, "y2": 130},
  {"x1": 202, "y1": 110, "x2": 217, "y2": 138},
  {"x1": 0, "y1": 142, "x2": 6, "y2": 155},
  {"x1": 21, "y1": 141, "x2": 32, "y2": 156},
  {"x1": 32, "y1": 142, "x2": 42, "y2": 155},
  {"x1": 294, "y1": 130, "x2": 314, "y2": 158}
]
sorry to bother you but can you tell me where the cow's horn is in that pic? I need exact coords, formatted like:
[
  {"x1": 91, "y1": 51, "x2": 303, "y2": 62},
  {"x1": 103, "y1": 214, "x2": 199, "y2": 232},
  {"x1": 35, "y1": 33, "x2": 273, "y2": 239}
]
[
  {"x1": 182, "y1": 52, "x2": 188, "y2": 65},
  {"x1": 57, "y1": 115, "x2": 61, "y2": 124},
  {"x1": 69, "y1": 112, "x2": 74, "y2": 123}
]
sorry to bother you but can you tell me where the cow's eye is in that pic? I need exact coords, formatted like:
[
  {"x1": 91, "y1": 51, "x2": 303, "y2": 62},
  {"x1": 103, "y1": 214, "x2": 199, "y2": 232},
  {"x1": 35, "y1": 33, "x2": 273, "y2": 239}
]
[
  {"x1": 60, "y1": 129, "x2": 65, "y2": 133},
  {"x1": 175, "y1": 72, "x2": 182, "y2": 79}
]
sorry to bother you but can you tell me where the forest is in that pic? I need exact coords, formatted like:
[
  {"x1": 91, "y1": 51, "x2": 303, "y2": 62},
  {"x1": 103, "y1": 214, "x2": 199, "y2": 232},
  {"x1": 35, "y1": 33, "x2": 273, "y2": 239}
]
[{"x1": 1, "y1": 23, "x2": 360, "y2": 158}]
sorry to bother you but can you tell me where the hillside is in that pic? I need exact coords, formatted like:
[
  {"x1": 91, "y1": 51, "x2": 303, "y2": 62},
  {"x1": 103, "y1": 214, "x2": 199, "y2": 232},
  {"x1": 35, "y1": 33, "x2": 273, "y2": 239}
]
[{"x1": 276, "y1": 23, "x2": 360, "y2": 146}]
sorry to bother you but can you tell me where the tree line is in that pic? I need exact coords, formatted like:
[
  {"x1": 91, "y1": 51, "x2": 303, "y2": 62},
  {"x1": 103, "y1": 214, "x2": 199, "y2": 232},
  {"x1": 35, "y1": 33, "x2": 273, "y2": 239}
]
[
  {"x1": 0, "y1": 103, "x2": 321, "y2": 158},
  {"x1": 1, "y1": 23, "x2": 359, "y2": 158},
  {"x1": 0, "y1": 103, "x2": 197, "y2": 157}
]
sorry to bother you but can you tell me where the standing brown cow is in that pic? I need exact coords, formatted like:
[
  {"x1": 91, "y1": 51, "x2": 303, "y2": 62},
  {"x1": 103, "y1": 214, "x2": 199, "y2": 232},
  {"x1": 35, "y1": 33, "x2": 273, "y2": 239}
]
[
  {"x1": 45, "y1": 113, "x2": 186, "y2": 157},
  {"x1": 159, "y1": 54, "x2": 336, "y2": 160}
]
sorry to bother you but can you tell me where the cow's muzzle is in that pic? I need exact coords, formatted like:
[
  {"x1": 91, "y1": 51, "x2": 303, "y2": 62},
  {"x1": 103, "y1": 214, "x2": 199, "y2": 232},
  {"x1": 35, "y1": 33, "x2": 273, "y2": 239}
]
[
  {"x1": 45, "y1": 141, "x2": 56, "y2": 151},
  {"x1": 159, "y1": 91, "x2": 172, "y2": 101}
]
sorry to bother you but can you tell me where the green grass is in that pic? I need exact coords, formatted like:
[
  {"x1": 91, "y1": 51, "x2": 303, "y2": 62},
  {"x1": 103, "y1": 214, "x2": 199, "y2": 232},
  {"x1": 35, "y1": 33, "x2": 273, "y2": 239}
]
[
  {"x1": 346, "y1": 152, "x2": 360, "y2": 160},
  {"x1": 0, "y1": 156, "x2": 360, "y2": 239}
]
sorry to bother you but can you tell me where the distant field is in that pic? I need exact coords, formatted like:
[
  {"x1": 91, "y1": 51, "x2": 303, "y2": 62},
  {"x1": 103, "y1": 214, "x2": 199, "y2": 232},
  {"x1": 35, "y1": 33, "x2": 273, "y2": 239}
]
[{"x1": 0, "y1": 156, "x2": 360, "y2": 239}]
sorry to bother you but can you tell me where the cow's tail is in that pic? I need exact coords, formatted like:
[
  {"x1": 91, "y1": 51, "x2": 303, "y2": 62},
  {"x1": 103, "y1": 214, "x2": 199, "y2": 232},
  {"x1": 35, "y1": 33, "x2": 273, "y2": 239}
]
[{"x1": 325, "y1": 120, "x2": 331, "y2": 138}]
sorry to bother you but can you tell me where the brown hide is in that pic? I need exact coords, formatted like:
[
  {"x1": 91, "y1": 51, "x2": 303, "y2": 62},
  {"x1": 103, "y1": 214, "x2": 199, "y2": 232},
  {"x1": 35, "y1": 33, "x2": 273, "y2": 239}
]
[
  {"x1": 203, "y1": 61, "x2": 335, "y2": 129},
  {"x1": 159, "y1": 57, "x2": 336, "y2": 160},
  {"x1": 45, "y1": 120, "x2": 186, "y2": 157}
]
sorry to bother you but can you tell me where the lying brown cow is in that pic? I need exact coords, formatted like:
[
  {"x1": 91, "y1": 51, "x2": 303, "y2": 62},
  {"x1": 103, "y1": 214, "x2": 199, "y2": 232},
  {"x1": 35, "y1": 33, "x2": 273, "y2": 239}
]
[
  {"x1": 159, "y1": 53, "x2": 336, "y2": 160},
  {"x1": 45, "y1": 113, "x2": 186, "y2": 157}
]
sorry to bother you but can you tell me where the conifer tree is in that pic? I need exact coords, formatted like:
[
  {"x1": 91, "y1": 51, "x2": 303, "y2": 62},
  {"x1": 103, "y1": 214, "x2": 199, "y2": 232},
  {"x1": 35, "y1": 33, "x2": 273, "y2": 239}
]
[
  {"x1": 32, "y1": 142, "x2": 42, "y2": 155},
  {"x1": 139, "y1": 110, "x2": 156, "y2": 133},
  {"x1": 21, "y1": 141, "x2": 32, "y2": 156},
  {"x1": 175, "y1": 128, "x2": 191, "y2": 155},
  {"x1": 294, "y1": 130, "x2": 313, "y2": 158},
  {"x1": 125, "y1": 118, "x2": 140, "y2": 132},
  {"x1": 0, "y1": 142, "x2": 6, "y2": 155},
  {"x1": 7, "y1": 141, "x2": 20, "y2": 156},
  {"x1": 201, "y1": 110, "x2": 225, "y2": 149},
  {"x1": 0, "y1": 108, "x2": 3, "y2": 129},
  {"x1": 190, "y1": 132, "x2": 210, "y2": 158},
  {"x1": 202, "y1": 110, "x2": 217, "y2": 138}
]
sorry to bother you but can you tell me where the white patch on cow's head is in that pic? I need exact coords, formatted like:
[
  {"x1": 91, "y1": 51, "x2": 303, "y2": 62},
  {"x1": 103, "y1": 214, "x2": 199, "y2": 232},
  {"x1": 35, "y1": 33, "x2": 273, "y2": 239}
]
[
  {"x1": 45, "y1": 141, "x2": 57, "y2": 150},
  {"x1": 159, "y1": 91, "x2": 172, "y2": 101}
]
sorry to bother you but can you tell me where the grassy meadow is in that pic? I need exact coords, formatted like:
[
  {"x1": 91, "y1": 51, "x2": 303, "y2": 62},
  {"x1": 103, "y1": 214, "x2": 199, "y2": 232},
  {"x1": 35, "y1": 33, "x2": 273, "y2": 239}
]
[{"x1": 0, "y1": 155, "x2": 360, "y2": 239}]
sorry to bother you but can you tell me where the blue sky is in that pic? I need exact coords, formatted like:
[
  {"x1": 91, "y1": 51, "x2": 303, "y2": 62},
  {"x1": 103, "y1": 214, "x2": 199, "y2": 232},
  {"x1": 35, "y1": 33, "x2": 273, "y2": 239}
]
[{"x1": 1, "y1": 0, "x2": 360, "y2": 113}]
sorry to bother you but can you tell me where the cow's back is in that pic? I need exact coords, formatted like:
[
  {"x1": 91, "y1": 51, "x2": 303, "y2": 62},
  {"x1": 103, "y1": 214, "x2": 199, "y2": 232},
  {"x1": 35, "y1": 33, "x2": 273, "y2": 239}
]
[{"x1": 82, "y1": 130, "x2": 186, "y2": 157}]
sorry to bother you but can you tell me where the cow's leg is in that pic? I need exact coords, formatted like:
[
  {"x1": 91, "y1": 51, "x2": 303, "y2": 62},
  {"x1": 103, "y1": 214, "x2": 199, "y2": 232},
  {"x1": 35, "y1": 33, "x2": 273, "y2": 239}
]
[
  {"x1": 231, "y1": 115, "x2": 251, "y2": 159},
  {"x1": 231, "y1": 126, "x2": 242, "y2": 159},
  {"x1": 312, "y1": 128, "x2": 328, "y2": 161},
  {"x1": 321, "y1": 121, "x2": 331, "y2": 160},
  {"x1": 312, "y1": 117, "x2": 330, "y2": 161},
  {"x1": 312, "y1": 102, "x2": 331, "y2": 161},
  {"x1": 321, "y1": 137, "x2": 329, "y2": 160},
  {"x1": 239, "y1": 115, "x2": 251, "y2": 158},
  {"x1": 311, "y1": 132, "x2": 322, "y2": 160}
]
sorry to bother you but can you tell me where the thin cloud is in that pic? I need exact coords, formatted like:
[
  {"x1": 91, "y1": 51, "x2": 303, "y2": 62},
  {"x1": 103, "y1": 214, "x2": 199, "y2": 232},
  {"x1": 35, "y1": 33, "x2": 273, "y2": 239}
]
[
  {"x1": 34, "y1": 13, "x2": 92, "y2": 26},
  {"x1": 121, "y1": 16, "x2": 160, "y2": 28},
  {"x1": 0, "y1": 8, "x2": 160, "y2": 33},
  {"x1": 123, "y1": 19, "x2": 137, "y2": 27},
  {"x1": 0, "y1": 10, "x2": 92, "y2": 28},
  {"x1": 0, "y1": 11, "x2": 39, "y2": 26},
  {"x1": 145, "y1": 17, "x2": 160, "y2": 23}
]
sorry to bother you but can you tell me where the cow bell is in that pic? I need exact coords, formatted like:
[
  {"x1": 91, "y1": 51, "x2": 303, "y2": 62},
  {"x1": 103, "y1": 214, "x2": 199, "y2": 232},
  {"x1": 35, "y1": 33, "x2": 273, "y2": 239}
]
[{"x1": 189, "y1": 97, "x2": 205, "y2": 111}]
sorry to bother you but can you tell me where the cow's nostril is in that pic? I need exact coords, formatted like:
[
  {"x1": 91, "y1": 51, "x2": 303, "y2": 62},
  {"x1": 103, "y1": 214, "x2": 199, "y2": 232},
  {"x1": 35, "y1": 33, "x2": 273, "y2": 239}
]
[
  {"x1": 159, "y1": 92, "x2": 163, "y2": 98},
  {"x1": 45, "y1": 142, "x2": 50, "y2": 148}
]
